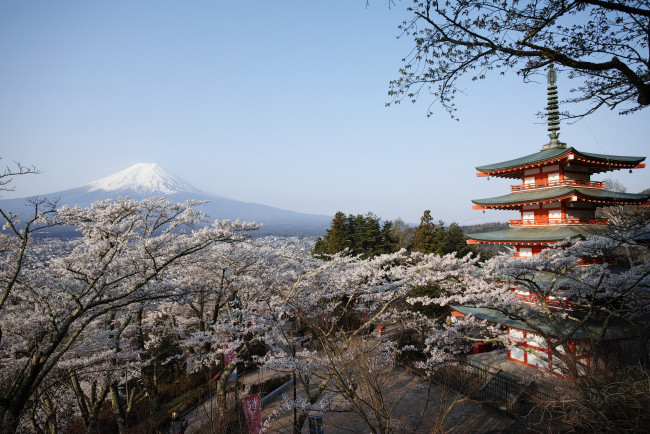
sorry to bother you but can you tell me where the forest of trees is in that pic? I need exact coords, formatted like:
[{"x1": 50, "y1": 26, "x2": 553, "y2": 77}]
[{"x1": 312, "y1": 210, "x2": 476, "y2": 259}]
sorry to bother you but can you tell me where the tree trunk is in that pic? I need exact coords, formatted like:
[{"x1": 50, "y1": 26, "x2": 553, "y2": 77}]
[{"x1": 109, "y1": 383, "x2": 129, "y2": 434}]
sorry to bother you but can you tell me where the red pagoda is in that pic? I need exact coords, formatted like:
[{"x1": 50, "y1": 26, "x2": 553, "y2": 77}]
[
  {"x1": 467, "y1": 65, "x2": 647, "y2": 257},
  {"x1": 455, "y1": 65, "x2": 649, "y2": 375}
]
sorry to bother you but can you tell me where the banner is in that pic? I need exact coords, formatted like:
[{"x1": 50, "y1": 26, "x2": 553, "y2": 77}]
[
  {"x1": 241, "y1": 394, "x2": 262, "y2": 434},
  {"x1": 224, "y1": 351, "x2": 236, "y2": 366}
]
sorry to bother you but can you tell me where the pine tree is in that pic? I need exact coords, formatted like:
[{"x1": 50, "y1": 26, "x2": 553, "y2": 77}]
[
  {"x1": 313, "y1": 212, "x2": 401, "y2": 258},
  {"x1": 359, "y1": 213, "x2": 381, "y2": 258},
  {"x1": 442, "y1": 222, "x2": 474, "y2": 257},
  {"x1": 379, "y1": 220, "x2": 397, "y2": 254},
  {"x1": 411, "y1": 210, "x2": 437, "y2": 254},
  {"x1": 326, "y1": 212, "x2": 348, "y2": 253}
]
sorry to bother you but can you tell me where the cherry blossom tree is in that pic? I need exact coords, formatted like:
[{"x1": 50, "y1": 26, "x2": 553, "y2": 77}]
[
  {"x1": 257, "y1": 249, "x2": 483, "y2": 433},
  {"x1": 177, "y1": 237, "x2": 314, "y2": 424},
  {"x1": 0, "y1": 197, "x2": 256, "y2": 433}
]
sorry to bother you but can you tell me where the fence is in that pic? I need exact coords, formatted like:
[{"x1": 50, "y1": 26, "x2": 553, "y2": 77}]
[{"x1": 431, "y1": 360, "x2": 555, "y2": 419}]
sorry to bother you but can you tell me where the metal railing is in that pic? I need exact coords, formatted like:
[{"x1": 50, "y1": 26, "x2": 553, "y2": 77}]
[
  {"x1": 511, "y1": 179, "x2": 603, "y2": 192},
  {"x1": 431, "y1": 359, "x2": 556, "y2": 418},
  {"x1": 509, "y1": 217, "x2": 608, "y2": 227}
]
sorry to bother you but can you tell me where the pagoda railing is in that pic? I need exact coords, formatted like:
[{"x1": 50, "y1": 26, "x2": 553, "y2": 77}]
[
  {"x1": 510, "y1": 218, "x2": 608, "y2": 227},
  {"x1": 514, "y1": 291, "x2": 579, "y2": 311},
  {"x1": 511, "y1": 179, "x2": 604, "y2": 192}
]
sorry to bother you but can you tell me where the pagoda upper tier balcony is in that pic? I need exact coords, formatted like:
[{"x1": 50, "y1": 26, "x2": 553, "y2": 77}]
[
  {"x1": 510, "y1": 217, "x2": 608, "y2": 227},
  {"x1": 511, "y1": 179, "x2": 604, "y2": 192}
]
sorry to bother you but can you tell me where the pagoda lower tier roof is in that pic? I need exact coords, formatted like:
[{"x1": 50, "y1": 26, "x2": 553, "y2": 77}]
[
  {"x1": 467, "y1": 225, "x2": 606, "y2": 245},
  {"x1": 472, "y1": 187, "x2": 649, "y2": 209},
  {"x1": 452, "y1": 305, "x2": 640, "y2": 340},
  {"x1": 476, "y1": 146, "x2": 645, "y2": 179}
]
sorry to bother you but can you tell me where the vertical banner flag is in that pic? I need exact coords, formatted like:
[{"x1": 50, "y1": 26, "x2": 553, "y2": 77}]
[
  {"x1": 222, "y1": 346, "x2": 237, "y2": 381},
  {"x1": 241, "y1": 394, "x2": 262, "y2": 434}
]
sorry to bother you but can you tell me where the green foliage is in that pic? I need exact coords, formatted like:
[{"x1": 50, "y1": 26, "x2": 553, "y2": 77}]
[
  {"x1": 409, "y1": 284, "x2": 451, "y2": 321},
  {"x1": 315, "y1": 210, "x2": 476, "y2": 260},
  {"x1": 411, "y1": 210, "x2": 441, "y2": 254},
  {"x1": 313, "y1": 211, "x2": 397, "y2": 259},
  {"x1": 411, "y1": 210, "x2": 476, "y2": 257}
]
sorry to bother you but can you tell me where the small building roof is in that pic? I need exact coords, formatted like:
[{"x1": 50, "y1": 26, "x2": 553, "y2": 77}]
[
  {"x1": 452, "y1": 305, "x2": 640, "y2": 340},
  {"x1": 466, "y1": 225, "x2": 605, "y2": 245},
  {"x1": 476, "y1": 147, "x2": 645, "y2": 179},
  {"x1": 472, "y1": 187, "x2": 649, "y2": 209}
]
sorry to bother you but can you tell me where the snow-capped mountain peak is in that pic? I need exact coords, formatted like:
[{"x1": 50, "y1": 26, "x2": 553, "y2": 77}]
[{"x1": 87, "y1": 163, "x2": 198, "y2": 195}]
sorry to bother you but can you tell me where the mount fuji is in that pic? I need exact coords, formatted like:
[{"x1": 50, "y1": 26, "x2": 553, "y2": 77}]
[{"x1": 0, "y1": 163, "x2": 332, "y2": 237}]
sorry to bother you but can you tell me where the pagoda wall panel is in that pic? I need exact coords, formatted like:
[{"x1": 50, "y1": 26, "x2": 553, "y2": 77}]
[
  {"x1": 542, "y1": 201, "x2": 561, "y2": 209},
  {"x1": 566, "y1": 208, "x2": 593, "y2": 219},
  {"x1": 564, "y1": 171, "x2": 590, "y2": 181},
  {"x1": 542, "y1": 164, "x2": 560, "y2": 173}
]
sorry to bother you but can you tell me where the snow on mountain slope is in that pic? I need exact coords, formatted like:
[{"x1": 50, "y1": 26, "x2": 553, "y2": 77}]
[
  {"x1": 0, "y1": 162, "x2": 332, "y2": 236},
  {"x1": 87, "y1": 163, "x2": 199, "y2": 195}
]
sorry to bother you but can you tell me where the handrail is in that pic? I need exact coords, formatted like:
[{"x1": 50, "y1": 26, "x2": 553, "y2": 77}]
[
  {"x1": 511, "y1": 179, "x2": 603, "y2": 192},
  {"x1": 510, "y1": 218, "x2": 608, "y2": 227}
]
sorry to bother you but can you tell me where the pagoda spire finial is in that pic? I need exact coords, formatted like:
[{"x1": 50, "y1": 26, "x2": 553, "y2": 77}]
[{"x1": 542, "y1": 64, "x2": 566, "y2": 150}]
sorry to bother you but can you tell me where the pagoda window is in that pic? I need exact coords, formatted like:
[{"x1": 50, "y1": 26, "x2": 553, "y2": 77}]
[
  {"x1": 527, "y1": 333, "x2": 548, "y2": 350},
  {"x1": 524, "y1": 175, "x2": 536, "y2": 185},
  {"x1": 522, "y1": 211, "x2": 535, "y2": 221},
  {"x1": 519, "y1": 247, "x2": 533, "y2": 257},
  {"x1": 550, "y1": 355, "x2": 563, "y2": 374},
  {"x1": 510, "y1": 346, "x2": 526, "y2": 362},
  {"x1": 529, "y1": 351, "x2": 550, "y2": 369},
  {"x1": 547, "y1": 172, "x2": 560, "y2": 185},
  {"x1": 549, "y1": 209, "x2": 562, "y2": 222}
]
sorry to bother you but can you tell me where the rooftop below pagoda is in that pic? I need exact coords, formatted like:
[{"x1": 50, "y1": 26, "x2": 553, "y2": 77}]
[{"x1": 466, "y1": 225, "x2": 607, "y2": 245}]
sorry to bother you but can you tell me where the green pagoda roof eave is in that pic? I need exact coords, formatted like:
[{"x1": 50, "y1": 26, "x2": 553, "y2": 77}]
[
  {"x1": 475, "y1": 146, "x2": 645, "y2": 177},
  {"x1": 467, "y1": 226, "x2": 606, "y2": 244},
  {"x1": 472, "y1": 187, "x2": 649, "y2": 207},
  {"x1": 452, "y1": 305, "x2": 640, "y2": 340}
]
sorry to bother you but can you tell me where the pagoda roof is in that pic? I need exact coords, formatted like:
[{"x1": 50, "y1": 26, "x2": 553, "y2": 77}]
[
  {"x1": 472, "y1": 187, "x2": 649, "y2": 209},
  {"x1": 452, "y1": 306, "x2": 640, "y2": 340},
  {"x1": 476, "y1": 147, "x2": 645, "y2": 179},
  {"x1": 466, "y1": 225, "x2": 605, "y2": 245}
]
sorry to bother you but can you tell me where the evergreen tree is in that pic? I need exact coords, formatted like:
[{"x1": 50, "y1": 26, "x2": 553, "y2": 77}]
[
  {"x1": 326, "y1": 211, "x2": 349, "y2": 253},
  {"x1": 411, "y1": 210, "x2": 438, "y2": 254},
  {"x1": 442, "y1": 222, "x2": 475, "y2": 257},
  {"x1": 358, "y1": 212, "x2": 381, "y2": 258},
  {"x1": 313, "y1": 212, "x2": 401, "y2": 259},
  {"x1": 379, "y1": 220, "x2": 398, "y2": 254}
]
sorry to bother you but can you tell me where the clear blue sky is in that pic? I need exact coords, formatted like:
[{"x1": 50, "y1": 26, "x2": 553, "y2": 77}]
[{"x1": 1, "y1": 1, "x2": 648, "y2": 225}]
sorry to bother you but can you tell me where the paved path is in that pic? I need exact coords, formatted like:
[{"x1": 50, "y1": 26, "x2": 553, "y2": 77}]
[
  {"x1": 170, "y1": 355, "x2": 517, "y2": 434},
  {"x1": 259, "y1": 367, "x2": 515, "y2": 433}
]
